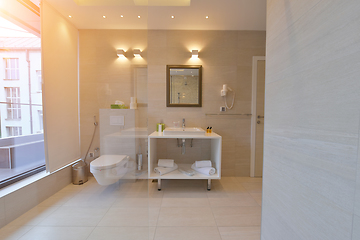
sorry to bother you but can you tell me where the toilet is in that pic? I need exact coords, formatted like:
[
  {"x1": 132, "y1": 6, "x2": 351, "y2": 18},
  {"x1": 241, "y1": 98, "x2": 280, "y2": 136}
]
[{"x1": 90, "y1": 155, "x2": 129, "y2": 185}]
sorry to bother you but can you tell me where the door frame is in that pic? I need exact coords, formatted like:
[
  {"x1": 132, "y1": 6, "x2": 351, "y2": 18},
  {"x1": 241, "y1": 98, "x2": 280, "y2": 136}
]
[{"x1": 250, "y1": 56, "x2": 266, "y2": 177}]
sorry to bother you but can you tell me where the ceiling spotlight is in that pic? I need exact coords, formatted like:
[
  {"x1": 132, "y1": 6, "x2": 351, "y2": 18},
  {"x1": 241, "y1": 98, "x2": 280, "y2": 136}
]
[
  {"x1": 191, "y1": 50, "x2": 199, "y2": 59},
  {"x1": 138, "y1": 15, "x2": 141, "y2": 18},
  {"x1": 103, "y1": 15, "x2": 106, "y2": 18},
  {"x1": 69, "y1": 15, "x2": 72, "y2": 18},
  {"x1": 133, "y1": 49, "x2": 142, "y2": 58},
  {"x1": 117, "y1": 49, "x2": 126, "y2": 58},
  {"x1": 121, "y1": 15, "x2": 124, "y2": 18},
  {"x1": 205, "y1": 16, "x2": 209, "y2": 19},
  {"x1": 171, "y1": 16, "x2": 175, "y2": 19}
]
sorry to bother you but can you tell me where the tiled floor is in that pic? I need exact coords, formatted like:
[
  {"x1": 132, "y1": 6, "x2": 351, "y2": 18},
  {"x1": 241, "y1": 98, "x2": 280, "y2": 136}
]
[{"x1": 0, "y1": 177, "x2": 262, "y2": 240}]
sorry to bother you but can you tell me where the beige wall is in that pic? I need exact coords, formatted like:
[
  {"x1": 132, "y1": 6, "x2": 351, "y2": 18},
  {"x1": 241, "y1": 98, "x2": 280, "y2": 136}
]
[
  {"x1": 79, "y1": 29, "x2": 265, "y2": 176},
  {"x1": 147, "y1": 30, "x2": 265, "y2": 176},
  {"x1": 262, "y1": 1, "x2": 360, "y2": 239}
]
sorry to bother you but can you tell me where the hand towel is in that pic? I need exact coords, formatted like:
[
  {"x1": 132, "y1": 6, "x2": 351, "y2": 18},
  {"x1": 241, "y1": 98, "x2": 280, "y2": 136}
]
[
  {"x1": 154, "y1": 163, "x2": 178, "y2": 176},
  {"x1": 195, "y1": 160, "x2": 212, "y2": 168},
  {"x1": 158, "y1": 159, "x2": 175, "y2": 168},
  {"x1": 191, "y1": 163, "x2": 216, "y2": 176}
]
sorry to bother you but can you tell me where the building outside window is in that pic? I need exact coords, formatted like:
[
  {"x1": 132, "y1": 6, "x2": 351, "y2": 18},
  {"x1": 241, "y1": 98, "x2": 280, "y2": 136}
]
[
  {"x1": 0, "y1": 15, "x2": 45, "y2": 188},
  {"x1": 6, "y1": 126, "x2": 22, "y2": 137},
  {"x1": 4, "y1": 58, "x2": 19, "y2": 80},
  {"x1": 5, "y1": 87, "x2": 21, "y2": 120},
  {"x1": 36, "y1": 70, "x2": 41, "y2": 91},
  {"x1": 38, "y1": 110, "x2": 43, "y2": 131}
]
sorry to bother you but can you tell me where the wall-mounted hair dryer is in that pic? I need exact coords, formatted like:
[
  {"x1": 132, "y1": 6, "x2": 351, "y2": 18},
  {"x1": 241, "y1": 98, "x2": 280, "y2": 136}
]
[
  {"x1": 221, "y1": 84, "x2": 236, "y2": 109},
  {"x1": 220, "y1": 84, "x2": 232, "y2": 96}
]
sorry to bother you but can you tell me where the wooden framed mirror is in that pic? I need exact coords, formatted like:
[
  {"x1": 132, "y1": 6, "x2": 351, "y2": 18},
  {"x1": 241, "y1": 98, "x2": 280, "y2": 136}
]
[{"x1": 166, "y1": 65, "x2": 202, "y2": 107}]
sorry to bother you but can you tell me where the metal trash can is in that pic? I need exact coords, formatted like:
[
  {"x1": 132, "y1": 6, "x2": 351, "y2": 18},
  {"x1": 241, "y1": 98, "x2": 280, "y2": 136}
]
[{"x1": 72, "y1": 161, "x2": 88, "y2": 185}]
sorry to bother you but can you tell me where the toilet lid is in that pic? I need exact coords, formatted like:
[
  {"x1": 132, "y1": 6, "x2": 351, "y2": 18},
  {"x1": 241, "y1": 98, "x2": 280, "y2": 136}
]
[{"x1": 90, "y1": 155, "x2": 128, "y2": 170}]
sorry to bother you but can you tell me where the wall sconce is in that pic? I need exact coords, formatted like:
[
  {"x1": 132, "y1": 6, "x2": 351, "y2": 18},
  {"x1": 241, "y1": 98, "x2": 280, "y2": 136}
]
[
  {"x1": 133, "y1": 49, "x2": 142, "y2": 58},
  {"x1": 117, "y1": 49, "x2": 126, "y2": 58},
  {"x1": 191, "y1": 50, "x2": 199, "y2": 58}
]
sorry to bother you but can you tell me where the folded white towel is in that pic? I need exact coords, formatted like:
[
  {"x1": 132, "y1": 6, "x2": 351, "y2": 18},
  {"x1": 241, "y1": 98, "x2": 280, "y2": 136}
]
[
  {"x1": 195, "y1": 160, "x2": 212, "y2": 168},
  {"x1": 154, "y1": 163, "x2": 178, "y2": 176},
  {"x1": 158, "y1": 159, "x2": 175, "y2": 168},
  {"x1": 191, "y1": 163, "x2": 216, "y2": 176}
]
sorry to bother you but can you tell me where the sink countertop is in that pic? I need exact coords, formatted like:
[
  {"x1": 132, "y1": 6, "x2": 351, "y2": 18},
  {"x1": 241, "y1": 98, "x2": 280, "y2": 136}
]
[{"x1": 149, "y1": 131, "x2": 221, "y2": 139}]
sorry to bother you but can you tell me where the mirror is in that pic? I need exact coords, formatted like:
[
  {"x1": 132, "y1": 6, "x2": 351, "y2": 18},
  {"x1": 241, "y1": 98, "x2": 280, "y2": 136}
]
[{"x1": 166, "y1": 65, "x2": 202, "y2": 107}]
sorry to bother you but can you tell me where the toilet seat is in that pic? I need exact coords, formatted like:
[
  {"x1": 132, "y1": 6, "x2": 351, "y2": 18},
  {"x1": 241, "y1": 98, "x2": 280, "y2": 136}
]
[{"x1": 90, "y1": 155, "x2": 128, "y2": 171}]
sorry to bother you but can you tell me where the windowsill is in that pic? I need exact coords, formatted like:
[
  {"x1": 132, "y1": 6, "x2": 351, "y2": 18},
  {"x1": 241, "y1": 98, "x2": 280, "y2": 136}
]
[
  {"x1": 0, "y1": 159, "x2": 81, "y2": 198},
  {"x1": 0, "y1": 170, "x2": 49, "y2": 198},
  {"x1": 5, "y1": 119, "x2": 21, "y2": 121},
  {"x1": 3, "y1": 79, "x2": 19, "y2": 81}
]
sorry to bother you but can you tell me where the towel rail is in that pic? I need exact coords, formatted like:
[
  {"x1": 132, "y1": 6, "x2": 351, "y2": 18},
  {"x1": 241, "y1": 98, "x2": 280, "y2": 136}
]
[{"x1": 205, "y1": 113, "x2": 252, "y2": 116}]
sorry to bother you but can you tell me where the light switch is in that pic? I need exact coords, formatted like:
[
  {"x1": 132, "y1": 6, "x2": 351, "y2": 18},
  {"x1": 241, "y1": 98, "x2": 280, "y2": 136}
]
[{"x1": 110, "y1": 116, "x2": 124, "y2": 126}]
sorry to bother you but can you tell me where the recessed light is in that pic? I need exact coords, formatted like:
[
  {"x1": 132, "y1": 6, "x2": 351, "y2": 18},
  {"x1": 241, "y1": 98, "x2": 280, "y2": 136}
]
[
  {"x1": 138, "y1": 15, "x2": 141, "y2": 18},
  {"x1": 205, "y1": 16, "x2": 209, "y2": 19},
  {"x1": 69, "y1": 15, "x2": 72, "y2": 18},
  {"x1": 103, "y1": 15, "x2": 106, "y2": 18},
  {"x1": 121, "y1": 15, "x2": 123, "y2": 18},
  {"x1": 171, "y1": 16, "x2": 175, "y2": 19}
]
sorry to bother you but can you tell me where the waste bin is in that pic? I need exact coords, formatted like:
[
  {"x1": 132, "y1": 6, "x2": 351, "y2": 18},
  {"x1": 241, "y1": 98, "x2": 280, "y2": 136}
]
[{"x1": 72, "y1": 161, "x2": 88, "y2": 185}]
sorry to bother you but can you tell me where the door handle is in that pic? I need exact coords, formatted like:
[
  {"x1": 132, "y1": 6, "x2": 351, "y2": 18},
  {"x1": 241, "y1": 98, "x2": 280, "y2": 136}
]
[{"x1": 257, "y1": 115, "x2": 264, "y2": 119}]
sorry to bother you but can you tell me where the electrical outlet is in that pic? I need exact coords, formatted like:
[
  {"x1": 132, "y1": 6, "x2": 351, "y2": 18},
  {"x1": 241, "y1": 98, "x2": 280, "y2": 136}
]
[
  {"x1": 89, "y1": 152, "x2": 94, "y2": 158},
  {"x1": 220, "y1": 106, "x2": 226, "y2": 112}
]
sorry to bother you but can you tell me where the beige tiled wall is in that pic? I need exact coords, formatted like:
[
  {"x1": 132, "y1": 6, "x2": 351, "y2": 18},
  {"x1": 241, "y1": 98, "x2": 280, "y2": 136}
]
[
  {"x1": 79, "y1": 29, "x2": 265, "y2": 176},
  {"x1": 147, "y1": 30, "x2": 265, "y2": 176}
]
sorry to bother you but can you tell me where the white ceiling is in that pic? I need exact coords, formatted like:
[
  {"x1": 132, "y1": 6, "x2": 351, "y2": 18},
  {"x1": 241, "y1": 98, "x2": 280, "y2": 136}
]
[{"x1": 46, "y1": 0, "x2": 266, "y2": 30}]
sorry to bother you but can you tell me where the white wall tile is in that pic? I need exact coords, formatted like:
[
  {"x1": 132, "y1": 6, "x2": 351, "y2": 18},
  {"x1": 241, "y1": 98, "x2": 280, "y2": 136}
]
[{"x1": 263, "y1": 1, "x2": 360, "y2": 239}]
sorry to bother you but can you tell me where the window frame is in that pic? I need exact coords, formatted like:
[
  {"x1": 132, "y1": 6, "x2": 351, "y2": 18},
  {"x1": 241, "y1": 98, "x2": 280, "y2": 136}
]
[
  {"x1": 5, "y1": 87, "x2": 21, "y2": 120},
  {"x1": 6, "y1": 126, "x2": 23, "y2": 137},
  {"x1": 4, "y1": 58, "x2": 20, "y2": 80}
]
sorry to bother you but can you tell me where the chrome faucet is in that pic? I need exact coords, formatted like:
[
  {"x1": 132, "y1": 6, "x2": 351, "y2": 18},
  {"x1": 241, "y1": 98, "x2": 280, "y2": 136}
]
[{"x1": 182, "y1": 118, "x2": 185, "y2": 129}]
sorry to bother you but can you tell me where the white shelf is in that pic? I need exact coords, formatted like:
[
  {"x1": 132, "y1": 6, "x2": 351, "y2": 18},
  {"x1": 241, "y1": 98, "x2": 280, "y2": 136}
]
[
  {"x1": 149, "y1": 164, "x2": 220, "y2": 180},
  {"x1": 148, "y1": 131, "x2": 222, "y2": 189}
]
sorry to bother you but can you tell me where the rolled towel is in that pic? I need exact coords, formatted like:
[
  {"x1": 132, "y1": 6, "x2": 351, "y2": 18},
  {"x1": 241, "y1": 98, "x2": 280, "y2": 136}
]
[
  {"x1": 191, "y1": 163, "x2": 216, "y2": 176},
  {"x1": 154, "y1": 163, "x2": 178, "y2": 176},
  {"x1": 158, "y1": 159, "x2": 175, "y2": 168},
  {"x1": 195, "y1": 160, "x2": 212, "y2": 168}
]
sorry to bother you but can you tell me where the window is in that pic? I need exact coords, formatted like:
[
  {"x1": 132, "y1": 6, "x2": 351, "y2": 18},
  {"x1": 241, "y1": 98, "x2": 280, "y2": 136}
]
[
  {"x1": 4, "y1": 58, "x2": 19, "y2": 80},
  {"x1": 38, "y1": 110, "x2": 43, "y2": 131},
  {"x1": 36, "y1": 70, "x2": 42, "y2": 91},
  {"x1": 6, "y1": 126, "x2": 22, "y2": 137},
  {"x1": 5, "y1": 87, "x2": 21, "y2": 120},
  {"x1": 0, "y1": 13, "x2": 44, "y2": 189}
]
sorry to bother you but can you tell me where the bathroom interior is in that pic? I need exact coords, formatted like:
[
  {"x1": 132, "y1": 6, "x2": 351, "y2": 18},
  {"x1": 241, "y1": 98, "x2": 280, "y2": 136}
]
[{"x1": 1, "y1": 0, "x2": 359, "y2": 240}]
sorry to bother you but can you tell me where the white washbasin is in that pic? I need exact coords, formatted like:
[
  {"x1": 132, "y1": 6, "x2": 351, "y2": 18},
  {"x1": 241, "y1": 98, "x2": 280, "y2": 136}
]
[{"x1": 163, "y1": 127, "x2": 206, "y2": 136}]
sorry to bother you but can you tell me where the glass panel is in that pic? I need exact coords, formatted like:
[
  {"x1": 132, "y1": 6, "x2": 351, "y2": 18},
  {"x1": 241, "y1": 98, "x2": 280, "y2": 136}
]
[
  {"x1": 77, "y1": 5, "x2": 149, "y2": 238},
  {"x1": 0, "y1": 16, "x2": 44, "y2": 188}
]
